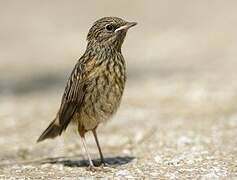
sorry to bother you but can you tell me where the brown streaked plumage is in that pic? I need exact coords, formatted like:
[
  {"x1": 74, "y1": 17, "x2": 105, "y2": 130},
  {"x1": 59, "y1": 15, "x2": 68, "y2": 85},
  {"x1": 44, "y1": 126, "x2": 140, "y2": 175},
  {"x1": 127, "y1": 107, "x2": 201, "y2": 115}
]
[{"x1": 37, "y1": 17, "x2": 137, "y2": 169}]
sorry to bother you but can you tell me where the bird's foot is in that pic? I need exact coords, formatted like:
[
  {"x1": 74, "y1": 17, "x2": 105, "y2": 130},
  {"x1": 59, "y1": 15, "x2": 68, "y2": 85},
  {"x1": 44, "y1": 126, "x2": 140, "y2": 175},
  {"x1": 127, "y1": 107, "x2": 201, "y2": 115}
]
[
  {"x1": 100, "y1": 161, "x2": 110, "y2": 167},
  {"x1": 86, "y1": 165, "x2": 101, "y2": 172},
  {"x1": 99, "y1": 161, "x2": 114, "y2": 172},
  {"x1": 86, "y1": 164, "x2": 112, "y2": 172}
]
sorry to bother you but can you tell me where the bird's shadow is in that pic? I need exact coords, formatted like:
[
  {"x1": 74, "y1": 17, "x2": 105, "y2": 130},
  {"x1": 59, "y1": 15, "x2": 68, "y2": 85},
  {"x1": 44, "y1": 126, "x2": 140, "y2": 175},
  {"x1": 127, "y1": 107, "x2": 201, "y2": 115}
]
[{"x1": 39, "y1": 155, "x2": 135, "y2": 167}]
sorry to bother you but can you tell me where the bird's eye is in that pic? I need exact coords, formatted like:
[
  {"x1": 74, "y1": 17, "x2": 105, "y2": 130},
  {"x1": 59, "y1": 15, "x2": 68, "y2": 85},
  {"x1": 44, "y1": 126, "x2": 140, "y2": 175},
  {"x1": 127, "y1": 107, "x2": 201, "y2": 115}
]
[{"x1": 105, "y1": 24, "x2": 114, "y2": 32}]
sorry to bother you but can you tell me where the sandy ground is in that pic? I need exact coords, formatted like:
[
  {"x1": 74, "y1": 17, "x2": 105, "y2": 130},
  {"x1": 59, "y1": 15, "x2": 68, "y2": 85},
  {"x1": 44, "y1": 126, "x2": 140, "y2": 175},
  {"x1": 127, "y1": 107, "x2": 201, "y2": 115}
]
[
  {"x1": 1, "y1": 1, "x2": 237, "y2": 179},
  {"x1": 1, "y1": 68, "x2": 237, "y2": 179}
]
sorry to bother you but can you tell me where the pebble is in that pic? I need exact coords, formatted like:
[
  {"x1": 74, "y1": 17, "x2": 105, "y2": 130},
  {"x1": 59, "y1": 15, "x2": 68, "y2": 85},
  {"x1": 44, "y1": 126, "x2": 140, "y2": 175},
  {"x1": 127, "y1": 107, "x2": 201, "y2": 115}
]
[
  {"x1": 115, "y1": 170, "x2": 133, "y2": 178},
  {"x1": 154, "y1": 155, "x2": 162, "y2": 163}
]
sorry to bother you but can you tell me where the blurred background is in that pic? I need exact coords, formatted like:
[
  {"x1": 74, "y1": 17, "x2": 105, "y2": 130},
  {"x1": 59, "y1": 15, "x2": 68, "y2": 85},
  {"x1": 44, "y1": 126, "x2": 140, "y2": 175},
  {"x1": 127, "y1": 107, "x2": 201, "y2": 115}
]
[
  {"x1": 1, "y1": 0, "x2": 237, "y2": 95},
  {"x1": 0, "y1": 0, "x2": 237, "y2": 178}
]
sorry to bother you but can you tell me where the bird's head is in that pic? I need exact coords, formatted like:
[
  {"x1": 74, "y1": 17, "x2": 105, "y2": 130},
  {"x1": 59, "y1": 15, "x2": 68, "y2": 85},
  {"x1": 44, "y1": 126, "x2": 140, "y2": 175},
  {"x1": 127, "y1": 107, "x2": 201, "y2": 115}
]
[{"x1": 87, "y1": 17, "x2": 137, "y2": 51}]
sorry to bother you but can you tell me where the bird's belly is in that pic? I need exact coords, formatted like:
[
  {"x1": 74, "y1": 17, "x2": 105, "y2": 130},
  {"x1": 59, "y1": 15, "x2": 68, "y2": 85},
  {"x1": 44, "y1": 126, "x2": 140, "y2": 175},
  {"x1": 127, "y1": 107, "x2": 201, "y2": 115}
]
[{"x1": 75, "y1": 74, "x2": 125, "y2": 131}]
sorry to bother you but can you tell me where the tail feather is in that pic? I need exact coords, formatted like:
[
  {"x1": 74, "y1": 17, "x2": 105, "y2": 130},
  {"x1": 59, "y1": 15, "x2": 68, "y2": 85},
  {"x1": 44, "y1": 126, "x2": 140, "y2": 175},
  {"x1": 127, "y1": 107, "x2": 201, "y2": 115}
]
[{"x1": 37, "y1": 119, "x2": 62, "y2": 142}]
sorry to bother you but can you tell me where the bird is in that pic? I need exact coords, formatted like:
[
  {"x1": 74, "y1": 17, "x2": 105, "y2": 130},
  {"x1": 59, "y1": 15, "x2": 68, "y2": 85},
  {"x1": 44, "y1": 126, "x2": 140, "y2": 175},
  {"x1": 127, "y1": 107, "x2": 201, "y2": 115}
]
[{"x1": 37, "y1": 17, "x2": 137, "y2": 170}]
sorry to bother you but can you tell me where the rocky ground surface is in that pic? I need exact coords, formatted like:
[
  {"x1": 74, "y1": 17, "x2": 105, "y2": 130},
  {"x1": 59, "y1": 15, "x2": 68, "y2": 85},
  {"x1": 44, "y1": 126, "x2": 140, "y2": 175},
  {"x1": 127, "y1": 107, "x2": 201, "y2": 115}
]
[{"x1": 0, "y1": 63, "x2": 237, "y2": 179}]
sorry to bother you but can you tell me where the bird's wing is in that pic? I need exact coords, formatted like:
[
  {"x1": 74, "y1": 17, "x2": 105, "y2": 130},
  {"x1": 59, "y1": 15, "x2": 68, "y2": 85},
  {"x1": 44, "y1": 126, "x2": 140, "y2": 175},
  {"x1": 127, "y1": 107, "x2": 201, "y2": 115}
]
[
  {"x1": 37, "y1": 57, "x2": 98, "y2": 142},
  {"x1": 57, "y1": 57, "x2": 96, "y2": 133}
]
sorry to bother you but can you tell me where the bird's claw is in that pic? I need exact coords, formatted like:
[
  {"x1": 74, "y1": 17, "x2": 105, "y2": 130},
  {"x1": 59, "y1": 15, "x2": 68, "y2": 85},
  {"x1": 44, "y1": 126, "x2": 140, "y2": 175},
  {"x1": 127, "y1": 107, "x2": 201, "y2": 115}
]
[
  {"x1": 100, "y1": 161, "x2": 110, "y2": 167},
  {"x1": 86, "y1": 164, "x2": 111, "y2": 172},
  {"x1": 86, "y1": 165, "x2": 100, "y2": 172}
]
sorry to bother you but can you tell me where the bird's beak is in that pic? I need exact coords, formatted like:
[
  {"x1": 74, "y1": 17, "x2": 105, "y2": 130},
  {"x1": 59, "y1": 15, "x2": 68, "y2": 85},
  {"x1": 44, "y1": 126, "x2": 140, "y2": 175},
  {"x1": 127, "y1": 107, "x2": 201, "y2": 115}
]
[{"x1": 115, "y1": 22, "x2": 137, "y2": 33}]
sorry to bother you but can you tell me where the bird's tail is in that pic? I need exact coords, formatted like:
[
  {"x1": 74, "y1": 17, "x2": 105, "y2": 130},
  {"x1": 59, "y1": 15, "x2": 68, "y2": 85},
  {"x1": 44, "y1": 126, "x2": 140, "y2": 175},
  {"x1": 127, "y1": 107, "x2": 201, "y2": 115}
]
[{"x1": 37, "y1": 118, "x2": 62, "y2": 142}]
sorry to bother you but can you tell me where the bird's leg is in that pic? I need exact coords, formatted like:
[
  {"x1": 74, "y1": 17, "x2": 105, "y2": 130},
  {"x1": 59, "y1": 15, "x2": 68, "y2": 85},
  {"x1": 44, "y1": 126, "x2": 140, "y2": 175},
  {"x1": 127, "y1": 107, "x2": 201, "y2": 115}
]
[
  {"x1": 81, "y1": 135, "x2": 95, "y2": 169},
  {"x1": 92, "y1": 128, "x2": 106, "y2": 166}
]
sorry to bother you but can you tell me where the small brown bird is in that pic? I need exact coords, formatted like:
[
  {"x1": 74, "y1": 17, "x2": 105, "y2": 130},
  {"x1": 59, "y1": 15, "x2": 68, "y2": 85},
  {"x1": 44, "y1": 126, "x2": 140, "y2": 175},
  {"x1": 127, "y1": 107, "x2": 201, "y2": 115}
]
[{"x1": 37, "y1": 17, "x2": 137, "y2": 169}]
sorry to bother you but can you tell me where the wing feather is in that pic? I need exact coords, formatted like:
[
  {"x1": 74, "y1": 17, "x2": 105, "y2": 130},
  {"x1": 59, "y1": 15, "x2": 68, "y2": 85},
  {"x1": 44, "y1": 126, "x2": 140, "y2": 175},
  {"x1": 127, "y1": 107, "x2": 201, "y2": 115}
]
[
  {"x1": 58, "y1": 62, "x2": 86, "y2": 132},
  {"x1": 57, "y1": 56, "x2": 97, "y2": 133}
]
